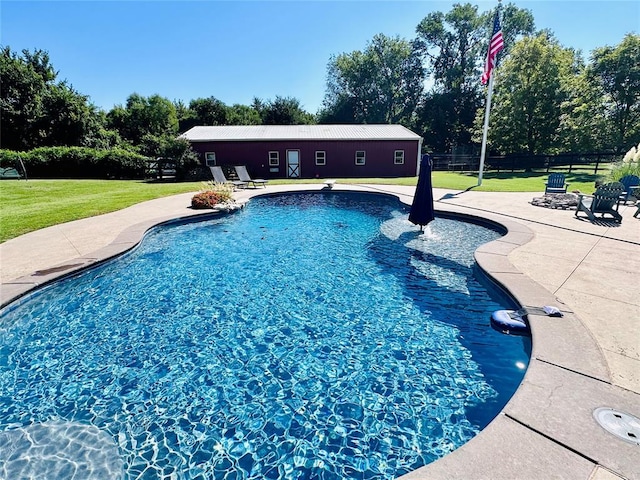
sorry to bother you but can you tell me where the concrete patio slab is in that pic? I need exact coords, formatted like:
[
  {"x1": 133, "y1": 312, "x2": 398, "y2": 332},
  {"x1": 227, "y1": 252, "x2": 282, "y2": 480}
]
[
  {"x1": 604, "y1": 351, "x2": 640, "y2": 393},
  {"x1": 504, "y1": 361, "x2": 640, "y2": 480},
  {"x1": 526, "y1": 311, "x2": 610, "y2": 382},
  {"x1": 562, "y1": 260, "x2": 637, "y2": 305},
  {"x1": 400, "y1": 414, "x2": 596, "y2": 480},
  {"x1": 510, "y1": 251, "x2": 591, "y2": 292},
  {"x1": 584, "y1": 236, "x2": 640, "y2": 265},
  {"x1": 559, "y1": 287, "x2": 638, "y2": 356}
]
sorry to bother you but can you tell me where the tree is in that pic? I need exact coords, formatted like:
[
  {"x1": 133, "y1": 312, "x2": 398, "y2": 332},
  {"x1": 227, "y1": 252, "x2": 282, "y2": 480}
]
[
  {"x1": 254, "y1": 96, "x2": 315, "y2": 125},
  {"x1": 413, "y1": 3, "x2": 534, "y2": 151},
  {"x1": 189, "y1": 96, "x2": 228, "y2": 126},
  {"x1": 415, "y1": 4, "x2": 485, "y2": 93},
  {"x1": 481, "y1": 32, "x2": 580, "y2": 155},
  {"x1": 588, "y1": 33, "x2": 640, "y2": 152},
  {"x1": 226, "y1": 104, "x2": 261, "y2": 125},
  {"x1": 38, "y1": 82, "x2": 102, "y2": 147},
  {"x1": 175, "y1": 99, "x2": 197, "y2": 133},
  {"x1": 321, "y1": 34, "x2": 424, "y2": 125},
  {"x1": 138, "y1": 135, "x2": 199, "y2": 176},
  {"x1": 413, "y1": 93, "x2": 457, "y2": 152},
  {"x1": 499, "y1": 3, "x2": 536, "y2": 58},
  {"x1": 1, "y1": 47, "x2": 107, "y2": 150},
  {"x1": 1, "y1": 47, "x2": 49, "y2": 150},
  {"x1": 557, "y1": 68, "x2": 609, "y2": 153},
  {"x1": 107, "y1": 93, "x2": 178, "y2": 145},
  {"x1": 316, "y1": 95, "x2": 359, "y2": 124}
]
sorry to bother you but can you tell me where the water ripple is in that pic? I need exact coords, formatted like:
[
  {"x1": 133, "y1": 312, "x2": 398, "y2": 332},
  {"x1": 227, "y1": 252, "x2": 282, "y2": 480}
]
[{"x1": 0, "y1": 192, "x2": 529, "y2": 479}]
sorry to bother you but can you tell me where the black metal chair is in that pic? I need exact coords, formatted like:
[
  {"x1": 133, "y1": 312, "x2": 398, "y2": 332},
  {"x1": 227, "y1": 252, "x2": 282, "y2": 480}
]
[{"x1": 575, "y1": 182, "x2": 624, "y2": 224}]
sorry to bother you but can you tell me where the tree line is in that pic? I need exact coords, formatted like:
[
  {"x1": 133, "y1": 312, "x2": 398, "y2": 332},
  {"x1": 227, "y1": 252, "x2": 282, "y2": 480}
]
[{"x1": 1, "y1": 2, "x2": 639, "y2": 163}]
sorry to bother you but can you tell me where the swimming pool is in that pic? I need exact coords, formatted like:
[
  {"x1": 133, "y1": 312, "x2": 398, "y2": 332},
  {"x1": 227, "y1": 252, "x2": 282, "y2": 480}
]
[{"x1": 0, "y1": 192, "x2": 530, "y2": 479}]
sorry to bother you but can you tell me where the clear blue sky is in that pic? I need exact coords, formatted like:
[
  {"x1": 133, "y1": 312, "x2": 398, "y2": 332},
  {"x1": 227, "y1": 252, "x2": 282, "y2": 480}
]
[{"x1": 2, "y1": 1, "x2": 638, "y2": 114}]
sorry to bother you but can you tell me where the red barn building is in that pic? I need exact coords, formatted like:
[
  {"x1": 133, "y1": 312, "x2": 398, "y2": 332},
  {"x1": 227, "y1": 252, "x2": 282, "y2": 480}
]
[{"x1": 181, "y1": 125, "x2": 422, "y2": 179}]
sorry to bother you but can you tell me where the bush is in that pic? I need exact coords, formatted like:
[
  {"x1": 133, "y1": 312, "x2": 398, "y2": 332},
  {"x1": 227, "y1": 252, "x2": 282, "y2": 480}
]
[
  {"x1": 607, "y1": 143, "x2": 640, "y2": 181},
  {"x1": 96, "y1": 148, "x2": 147, "y2": 179},
  {"x1": 0, "y1": 147, "x2": 147, "y2": 179},
  {"x1": 191, "y1": 182, "x2": 235, "y2": 209},
  {"x1": 191, "y1": 190, "x2": 233, "y2": 209},
  {"x1": 139, "y1": 135, "x2": 200, "y2": 181},
  {"x1": 0, "y1": 150, "x2": 27, "y2": 172}
]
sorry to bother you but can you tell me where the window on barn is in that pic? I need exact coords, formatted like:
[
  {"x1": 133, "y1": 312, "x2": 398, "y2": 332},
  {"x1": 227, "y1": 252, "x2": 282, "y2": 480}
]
[
  {"x1": 394, "y1": 150, "x2": 405, "y2": 164},
  {"x1": 355, "y1": 151, "x2": 366, "y2": 166},
  {"x1": 315, "y1": 151, "x2": 326, "y2": 165},
  {"x1": 205, "y1": 152, "x2": 216, "y2": 166},
  {"x1": 269, "y1": 151, "x2": 279, "y2": 166}
]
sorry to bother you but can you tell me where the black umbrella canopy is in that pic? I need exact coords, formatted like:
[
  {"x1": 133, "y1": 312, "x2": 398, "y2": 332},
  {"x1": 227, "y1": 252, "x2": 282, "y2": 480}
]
[{"x1": 409, "y1": 154, "x2": 435, "y2": 230}]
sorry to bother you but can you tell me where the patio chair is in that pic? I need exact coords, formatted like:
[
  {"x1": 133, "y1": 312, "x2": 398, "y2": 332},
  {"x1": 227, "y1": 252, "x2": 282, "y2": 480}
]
[
  {"x1": 545, "y1": 173, "x2": 569, "y2": 194},
  {"x1": 0, "y1": 158, "x2": 27, "y2": 180},
  {"x1": 209, "y1": 166, "x2": 247, "y2": 190},
  {"x1": 234, "y1": 165, "x2": 267, "y2": 188},
  {"x1": 574, "y1": 182, "x2": 624, "y2": 224},
  {"x1": 0, "y1": 167, "x2": 23, "y2": 179},
  {"x1": 617, "y1": 174, "x2": 639, "y2": 204}
]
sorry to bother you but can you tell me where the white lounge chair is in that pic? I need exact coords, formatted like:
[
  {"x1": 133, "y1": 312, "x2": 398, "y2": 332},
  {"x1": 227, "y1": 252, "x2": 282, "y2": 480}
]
[
  {"x1": 234, "y1": 165, "x2": 267, "y2": 188},
  {"x1": 209, "y1": 166, "x2": 247, "y2": 190}
]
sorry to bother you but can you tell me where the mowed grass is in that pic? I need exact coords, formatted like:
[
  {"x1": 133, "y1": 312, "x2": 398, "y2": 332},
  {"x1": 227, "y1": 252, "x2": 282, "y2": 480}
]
[
  {"x1": 0, "y1": 180, "x2": 202, "y2": 242},
  {"x1": 435, "y1": 170, "x2": 599, "y2": 192},
  {"x1": 0, "y1": 171, "x2": 600, "y2": 243},
  {"x1": 267, "y1": 171, "x2": 599, "y2": 192}
]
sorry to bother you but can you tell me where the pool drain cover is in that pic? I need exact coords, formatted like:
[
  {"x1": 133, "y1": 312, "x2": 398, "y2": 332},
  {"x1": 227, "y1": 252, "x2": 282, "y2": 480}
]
[{"x1": 593, "y1": 407, "x2": 640, "y2": 445}]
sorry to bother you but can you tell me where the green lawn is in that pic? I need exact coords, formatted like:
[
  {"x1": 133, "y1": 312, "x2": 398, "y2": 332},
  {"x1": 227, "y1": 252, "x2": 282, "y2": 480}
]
[
  {"x1": 0, "y1": 180, "x2": 202, "y2": 243},
  {"x1": 433, "y1": 170, "x2": 599, "y2": 192},
  {"x1": 0, "y1": 172, "x2": 599, "y2": 243},
  {"x1": 268, "y1": 171, "x2": 599, "y2": 192}
]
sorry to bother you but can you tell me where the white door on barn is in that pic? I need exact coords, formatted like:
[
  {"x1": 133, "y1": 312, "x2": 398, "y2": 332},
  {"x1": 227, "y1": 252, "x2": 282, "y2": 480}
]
[{"x1": 287, "y1": 150, "x2": 300, "y2": 178}]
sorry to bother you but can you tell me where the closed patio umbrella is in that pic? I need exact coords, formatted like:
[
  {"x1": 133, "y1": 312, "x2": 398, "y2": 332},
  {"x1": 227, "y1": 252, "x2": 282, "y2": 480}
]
[{"x1": 409, "y1": 154, "x2": 435, "y2": 231}]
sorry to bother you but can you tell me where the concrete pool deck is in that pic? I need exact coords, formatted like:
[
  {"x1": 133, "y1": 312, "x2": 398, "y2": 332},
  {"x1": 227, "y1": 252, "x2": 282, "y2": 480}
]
[{"x1": 1, "y1": 183, "x2": 638, "y2": 479}]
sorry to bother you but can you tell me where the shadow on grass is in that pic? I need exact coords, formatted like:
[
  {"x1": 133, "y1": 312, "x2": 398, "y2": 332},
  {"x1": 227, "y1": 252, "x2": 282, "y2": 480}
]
[
  {"x1": 480, "y1": 171, "x2": 600, "y2": 183},
  {"x1": 437, "y1": 185, "x2": 478, "y2": 201}
]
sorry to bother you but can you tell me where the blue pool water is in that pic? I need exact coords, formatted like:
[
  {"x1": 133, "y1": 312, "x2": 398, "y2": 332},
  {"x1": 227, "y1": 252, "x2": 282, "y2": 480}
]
[{"x1": 0, "y1": 192, "x2": 530, "y2": 479}]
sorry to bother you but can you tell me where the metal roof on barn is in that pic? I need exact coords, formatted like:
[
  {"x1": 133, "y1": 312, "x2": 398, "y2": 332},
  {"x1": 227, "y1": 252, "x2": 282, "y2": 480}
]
[{"x1": 181, "y1": 124, "x2": 421, "y2": 142}]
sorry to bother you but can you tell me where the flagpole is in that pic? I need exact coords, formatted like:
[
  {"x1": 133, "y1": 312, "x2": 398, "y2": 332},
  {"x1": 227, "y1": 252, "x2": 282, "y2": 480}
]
[
  {"x1": 478, "y1": 0, "x2": 503, "y2": 186},
  {"x1": 478, "y1": 73, "x2": 495, "y2": 186}
]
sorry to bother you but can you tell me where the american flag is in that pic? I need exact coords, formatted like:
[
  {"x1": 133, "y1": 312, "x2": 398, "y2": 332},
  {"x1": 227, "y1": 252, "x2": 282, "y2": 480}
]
[{"x1": 481, "y1": 11, "x2": 504, "y2": 85}]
